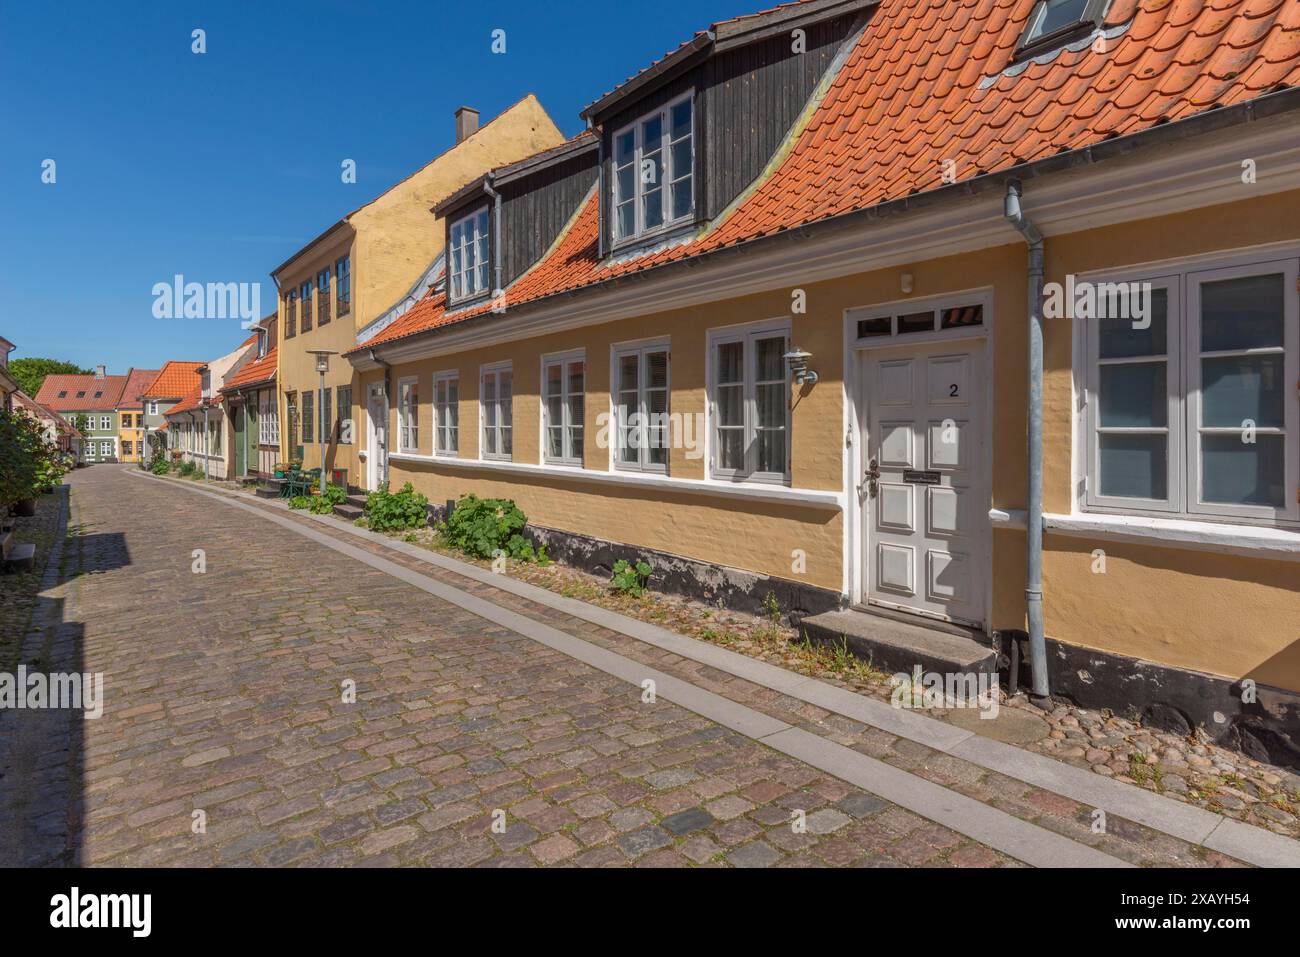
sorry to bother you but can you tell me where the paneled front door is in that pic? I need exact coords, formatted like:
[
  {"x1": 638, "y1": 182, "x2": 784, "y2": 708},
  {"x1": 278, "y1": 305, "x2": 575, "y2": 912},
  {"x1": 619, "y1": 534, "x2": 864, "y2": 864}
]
[{"x1": 862, "y1": 339, "x2": 988, "y2": 626}]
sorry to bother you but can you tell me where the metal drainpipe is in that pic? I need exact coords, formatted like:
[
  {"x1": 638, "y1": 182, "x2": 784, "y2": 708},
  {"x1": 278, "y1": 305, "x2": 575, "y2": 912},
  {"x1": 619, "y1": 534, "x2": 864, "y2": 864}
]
[
  {"x1": 202, "y1": 405, "x2": 210, "y2": 482},
  {"x1": 368, "y1": 349, "x2": 392, "y2": 488},
  {"x1": 483, "y1": 172, "x2": 504, "y2": 306},
  {"x1": 1003, "y1": 180, "x2": 1051, "y2": 705}
]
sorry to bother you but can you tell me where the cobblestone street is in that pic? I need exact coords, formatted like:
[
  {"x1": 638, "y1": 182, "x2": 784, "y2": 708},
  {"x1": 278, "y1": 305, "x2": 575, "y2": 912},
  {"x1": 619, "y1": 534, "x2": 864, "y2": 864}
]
[{"x1": 0, "y1": 466, "x2": 1291, "y2": 868}]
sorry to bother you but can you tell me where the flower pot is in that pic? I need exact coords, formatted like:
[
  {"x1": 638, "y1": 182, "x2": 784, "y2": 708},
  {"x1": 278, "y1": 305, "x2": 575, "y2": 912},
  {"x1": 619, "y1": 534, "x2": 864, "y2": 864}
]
[{"x1": 15, "y1": 498, "x2": 36, "y2": 517}]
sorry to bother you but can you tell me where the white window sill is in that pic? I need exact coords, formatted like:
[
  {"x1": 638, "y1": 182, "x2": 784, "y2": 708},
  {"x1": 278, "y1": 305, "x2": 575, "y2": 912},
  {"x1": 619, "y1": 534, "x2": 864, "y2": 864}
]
[
  {"x1": 988, "y1": 508, "x2": 1300, "y2": 561},
  {"x1": 387, "y1": 451, "x2": 842, "y2": 510}
]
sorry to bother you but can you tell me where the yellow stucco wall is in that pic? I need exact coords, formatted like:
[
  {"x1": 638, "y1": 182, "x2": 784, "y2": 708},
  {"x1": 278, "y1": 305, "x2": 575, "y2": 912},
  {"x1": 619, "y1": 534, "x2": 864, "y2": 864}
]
[
  {"x1": 369, "y1": 188, "x2": 1300, "y2": 692},
  {"x1": 276, "y1": 95, "x2": 565, "y2": 484}
]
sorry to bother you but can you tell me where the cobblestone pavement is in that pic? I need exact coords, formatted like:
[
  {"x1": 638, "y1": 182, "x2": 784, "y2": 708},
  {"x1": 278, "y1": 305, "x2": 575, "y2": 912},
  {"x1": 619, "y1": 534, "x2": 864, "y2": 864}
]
[{"x1": 0, "y1": 466, "x2": 1247, "y2": 867}]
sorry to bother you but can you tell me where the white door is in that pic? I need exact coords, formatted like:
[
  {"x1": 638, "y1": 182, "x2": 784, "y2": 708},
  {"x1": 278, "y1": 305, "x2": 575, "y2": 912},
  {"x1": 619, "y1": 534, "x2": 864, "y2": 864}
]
[
  {"x1": 366, "y1": 383, "x2": 387, "y2": 491},
  {"x1": 862, "y1": 339, "x2": 988, "y2": 626}
]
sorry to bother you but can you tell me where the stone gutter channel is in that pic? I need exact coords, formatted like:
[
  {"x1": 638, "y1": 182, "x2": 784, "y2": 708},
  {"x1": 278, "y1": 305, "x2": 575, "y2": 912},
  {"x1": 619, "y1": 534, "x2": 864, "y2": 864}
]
[{"x1": 132, "y1": 470, "x2": 1300, "y2": 868}]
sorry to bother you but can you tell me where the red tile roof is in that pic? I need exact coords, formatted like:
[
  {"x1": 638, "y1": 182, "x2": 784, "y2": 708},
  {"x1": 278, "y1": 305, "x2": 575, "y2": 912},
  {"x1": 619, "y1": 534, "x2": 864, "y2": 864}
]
[
  {"x1": 141, "y1": 361, "x2": 205, "y2": 400},
  {"x1": 165, "y1": 380, "x2": 205, "y2": 416},
  {"x1": 118, "y1": 368, "x2": 162, "y2": 410},
  {"x1": 220, "y1": 346, "x2": 277, "y2": 392},
  {"x1": 34, "y1": 374, "x2": 128, "y2": 411},
  {"x1": 353, "y1": 0, "x2": 1300, "y2": 354},
  {"x1": 12, "y1": 391, "x2": 82, "y2": 437}
]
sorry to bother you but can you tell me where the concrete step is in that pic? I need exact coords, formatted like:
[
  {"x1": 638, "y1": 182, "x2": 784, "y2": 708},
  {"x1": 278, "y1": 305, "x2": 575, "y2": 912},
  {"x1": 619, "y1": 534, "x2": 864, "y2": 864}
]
[
  {"x1": 344, "y1": 494, "x2": 367, "y2": 509},
  {"x1": 254, "y1": 487, "x2": 281, "y2": 500},
  {"x1": 333, "y1": 504, "x2": 364, "y2": 521},
  {"x1": 1, "y1": 542, "x2": 36, "y2": 574},
  {"x1": 800, "y1": 608, "x2": 996, "y2": 677}
]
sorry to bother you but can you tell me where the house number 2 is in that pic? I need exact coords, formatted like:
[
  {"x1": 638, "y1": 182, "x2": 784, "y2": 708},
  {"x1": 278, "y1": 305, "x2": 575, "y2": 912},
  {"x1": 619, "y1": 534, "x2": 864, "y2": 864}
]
[{"x1": 949, "y1": 384, "x2": 959, "y2": 397}]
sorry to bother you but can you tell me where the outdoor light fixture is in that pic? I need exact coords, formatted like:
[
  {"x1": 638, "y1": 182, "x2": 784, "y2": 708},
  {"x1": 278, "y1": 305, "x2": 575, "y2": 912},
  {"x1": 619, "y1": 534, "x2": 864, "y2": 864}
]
[
  {"x1": 784, "y1": 348, "x2": 818, "y2": 386},
  {"x1": 306, "y1": 351, "x2": 338, "y2": 495},
  {"x1": 901, "y1": 272, "x2": 915, "y2": 294}
]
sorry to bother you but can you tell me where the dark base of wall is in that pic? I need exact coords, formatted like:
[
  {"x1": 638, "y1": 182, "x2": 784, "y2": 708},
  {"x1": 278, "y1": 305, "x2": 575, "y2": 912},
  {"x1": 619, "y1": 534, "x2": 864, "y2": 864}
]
[
  {"x1": 997, "y1": 630, "x2": 1300, "y2": 772},
  {"x1": 477, "y1": 518, "x2": 843, "y2": 621}
]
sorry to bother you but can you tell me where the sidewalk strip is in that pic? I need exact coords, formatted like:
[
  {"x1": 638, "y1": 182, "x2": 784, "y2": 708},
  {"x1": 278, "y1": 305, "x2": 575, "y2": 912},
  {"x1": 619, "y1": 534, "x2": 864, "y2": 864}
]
[{"x1": 138, "y1": 472, "x2": 1130, "y2": 868}]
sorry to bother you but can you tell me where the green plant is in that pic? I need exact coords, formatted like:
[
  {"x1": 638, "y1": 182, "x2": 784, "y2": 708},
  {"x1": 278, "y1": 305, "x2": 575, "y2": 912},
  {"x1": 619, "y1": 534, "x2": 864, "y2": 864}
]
[
  {"x1": 437, "y1": 494, "x2": 544, "y2": 562},
  {"x1": 150, "y1": 457, "x2": 170, "y2": 475},
  {"x1": 611, "y1": 558, "x2": 652, "y2": 597},
  {"x1": 762, "y1": 591, "x2": 782, "y2": 625},
  {"x1": 306, "y1": 484, "x2": 347, "y2": 515},
  {"x1": 287, "y1": 495, "x2": 313, "y2": 510},
  {"x1": 365, "y1": 482, "x2": 429, "y2": 533},
  {"x1": 0, "y1": 409, "x2": 53, "y2": 507}
]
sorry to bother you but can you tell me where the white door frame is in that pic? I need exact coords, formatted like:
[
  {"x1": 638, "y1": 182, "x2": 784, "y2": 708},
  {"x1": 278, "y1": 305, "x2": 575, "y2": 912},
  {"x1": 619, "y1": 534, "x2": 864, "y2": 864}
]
[
  {"x1": 366, "y1": 382, "x2": 387, "y2": 491},
  {"x1": 842, "y1": 288, "x2": 995, "y2": 630}
]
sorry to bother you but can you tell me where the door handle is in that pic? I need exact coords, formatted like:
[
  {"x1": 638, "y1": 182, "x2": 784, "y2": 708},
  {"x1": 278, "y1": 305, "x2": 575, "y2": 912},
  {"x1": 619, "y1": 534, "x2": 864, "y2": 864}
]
[{"x1": 864, "y1": 458, "x2": 880, "y2": 498}]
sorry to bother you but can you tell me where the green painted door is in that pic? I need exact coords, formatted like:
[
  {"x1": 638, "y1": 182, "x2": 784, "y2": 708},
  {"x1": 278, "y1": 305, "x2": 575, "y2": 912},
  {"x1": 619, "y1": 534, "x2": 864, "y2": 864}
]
[
  {"x1": 247, "y1": 398, "x2": 259, "y2": 476},
  {"x1": 234, "y1": 402, "x2": 246, "y2": 476}
]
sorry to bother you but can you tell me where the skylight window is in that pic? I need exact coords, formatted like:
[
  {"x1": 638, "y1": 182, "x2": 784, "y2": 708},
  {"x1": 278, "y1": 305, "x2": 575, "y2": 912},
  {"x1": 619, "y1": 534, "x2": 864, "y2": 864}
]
[{"x1": 1017, "y1": 0, "x2": 1109, "y2": 58}]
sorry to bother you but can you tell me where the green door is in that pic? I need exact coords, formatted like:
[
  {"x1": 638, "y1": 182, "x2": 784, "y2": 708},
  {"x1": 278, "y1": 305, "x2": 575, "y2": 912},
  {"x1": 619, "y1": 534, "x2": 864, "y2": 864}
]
[{"x1": 234, "y1": 401, "x2": 246, "y2": 477}]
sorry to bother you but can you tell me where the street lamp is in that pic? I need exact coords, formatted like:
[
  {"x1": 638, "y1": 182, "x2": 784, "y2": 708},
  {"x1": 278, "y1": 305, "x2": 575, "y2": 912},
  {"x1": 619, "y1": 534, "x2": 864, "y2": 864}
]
[{"x1": 306, "y1": 350, "x2": 337, "y2": 496}]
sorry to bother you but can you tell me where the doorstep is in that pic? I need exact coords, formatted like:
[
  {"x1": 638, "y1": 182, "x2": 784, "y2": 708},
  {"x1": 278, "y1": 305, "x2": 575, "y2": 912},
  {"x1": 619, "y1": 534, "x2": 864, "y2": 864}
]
[{"x1": 800, "y1": 607, "x2": 997, "y2": 677}]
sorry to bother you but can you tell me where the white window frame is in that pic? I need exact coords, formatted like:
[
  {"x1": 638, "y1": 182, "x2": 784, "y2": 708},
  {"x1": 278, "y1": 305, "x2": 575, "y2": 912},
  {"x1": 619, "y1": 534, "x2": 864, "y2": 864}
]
[
  {"x1": 147, "y1": 401, "x2": 159, "y2": 416},
  {"x1": 611, "y1": 339, "x2": 670, "y2": 474},
  {"x1": 99, "y1": 415, "x2": 111, "y2": 430},
  {"x1": 541, "y1": 350, "x2": 585, "y2": 467},
  {"x1": 1080, "y1": 252, "x2": 1299, "y2": 526},
  {"x1": 611, "y1": 91, "x2": 695, "y2": 247},
  {"x1": 706, "y1": 319, "x2": 792, "y2": 485},
  {"x1": 449, "y1": 207, "x2": 491, "y2": 303},
  {"x1": 433, "y1": 371, "x2": 459, "y2": 457},
  {"x1": 480, "y1": 362, "x2": 513, "y2": 462},
  {"x1": 99, "y1": 440, "x2": 112, "y2": 456},
  {"x1": 397, "y1": 376, "x2": 420, "y2": 454}
]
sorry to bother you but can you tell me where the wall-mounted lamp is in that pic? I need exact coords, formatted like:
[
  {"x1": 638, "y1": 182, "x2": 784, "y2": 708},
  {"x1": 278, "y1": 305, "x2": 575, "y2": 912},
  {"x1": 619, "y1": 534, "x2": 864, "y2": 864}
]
[
  {"x1": 784, "y1": 348, "x2": 818, "y2": 386},
  {"x1": 900, "y1": 272, "x2": 915, "y2": 294}
]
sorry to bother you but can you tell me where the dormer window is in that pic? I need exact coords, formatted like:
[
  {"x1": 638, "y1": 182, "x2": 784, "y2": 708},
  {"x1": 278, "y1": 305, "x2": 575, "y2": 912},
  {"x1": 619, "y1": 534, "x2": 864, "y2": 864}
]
[
  {"x1": 1017, "y1": 0, "x2": 1109, "y2": 59},
  {"x1": 612, "y1": 93, "x2": 694, "y2": 245},
  {"x1": 449, "y1": 207, "x2": 490, "y2": 303}
]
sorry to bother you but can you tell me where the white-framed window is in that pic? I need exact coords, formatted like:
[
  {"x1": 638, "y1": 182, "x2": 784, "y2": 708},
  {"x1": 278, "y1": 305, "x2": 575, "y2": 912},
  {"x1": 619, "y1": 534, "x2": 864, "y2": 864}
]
[
  {"x1": 480, "y1": 362, "x2": 513, "y2": 461},
  {"x1": 542, "y1": 352, "x2": 585, "y2": 466},
  {"x1": 99, "y1": 415, "x2": 111, "y2": 430},
  {"x1": 259, "y1": 391, "x2": 279, "y2": 445},
  {"x1": 449, "y1": 207, "x2": 490, "y2": 303},
  {"x1": 397, "y1": 377, "x2": 419, "y2": 453},
  {"x1": 612, "y1": 92, "x2": 694, "y2": 244},
  {"x1": 434, "y1": 372, "x2": 459, "y2": 455},
  {"x1": 613, "y1": 341, "x2": 670, "y2": 472},
  {"x1": 99, "y1": 440, "x2": 112, "y2": 456},
  {"x1": 1083, "y1": 254, "x2": 1299, "y2": 524},
  {"x1": 708, "y1": 321, "x2": 791, "y2": 483},
  {"x1": 147, "y1": 401, "x2": 158, "y2": 416}
]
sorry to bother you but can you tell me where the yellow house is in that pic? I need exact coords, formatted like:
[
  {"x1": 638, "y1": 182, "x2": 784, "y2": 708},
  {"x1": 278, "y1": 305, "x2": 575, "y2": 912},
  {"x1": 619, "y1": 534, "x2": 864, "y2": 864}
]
[
  {"x1": 115, "y1": 367, "x2": 161, "y2": 463},
  {"x1": 346, "y1": 0, "x2": 1300, "y2": 765},
  {"x1": 273, "y1": 95, "x2": 564, "y2": 489}
]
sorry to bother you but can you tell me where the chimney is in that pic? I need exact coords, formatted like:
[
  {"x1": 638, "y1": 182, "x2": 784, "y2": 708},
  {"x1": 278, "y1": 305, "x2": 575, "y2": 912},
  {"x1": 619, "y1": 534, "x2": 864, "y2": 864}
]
[
  {"x1": 455, "y1": 106, "x2": 480, "y2": 144},
  {"x1": 95, "y1": 365, "x2": 106, "y2": 379}
]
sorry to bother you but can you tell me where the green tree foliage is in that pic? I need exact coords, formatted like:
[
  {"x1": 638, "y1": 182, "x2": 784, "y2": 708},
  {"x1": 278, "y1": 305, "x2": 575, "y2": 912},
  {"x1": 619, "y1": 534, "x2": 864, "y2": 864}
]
[{"x1": 9, "y1": 358, "x2": 93, "y2": 397}]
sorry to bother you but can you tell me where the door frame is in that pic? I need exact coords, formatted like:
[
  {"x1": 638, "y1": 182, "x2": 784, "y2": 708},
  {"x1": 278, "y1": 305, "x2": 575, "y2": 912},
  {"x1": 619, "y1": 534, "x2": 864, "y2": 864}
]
[
  {"x1": 842, "y1": 287, "x2": 995, "y2": 630},
  {"x1": 366, "y1": 381, "x2": 387, "y2": 491}
]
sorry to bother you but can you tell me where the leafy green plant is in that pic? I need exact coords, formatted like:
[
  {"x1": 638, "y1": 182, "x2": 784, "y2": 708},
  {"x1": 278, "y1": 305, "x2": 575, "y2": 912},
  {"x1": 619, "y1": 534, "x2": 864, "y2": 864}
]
[
  {"x1": 436, "y1": 494, "x2": 544, "y2": 562},
  {"x1": 611, "y1": 558, "x2": 652, "y2": 597},
  {"x1": 287, "y1": 495, "x2": 313, "y2": 510},
  {"x1": 0, "y1": 409, "x2": 52, "y2": 507},
  {"x1": 306, "y1": 484, "x2": 347, "y2": 514},
  {"x1": 365, "y1": 482, "x2": 429, "y2": 532},
  {"x1": 150, "y1": 457, "x2": 170, "y2": 475}
]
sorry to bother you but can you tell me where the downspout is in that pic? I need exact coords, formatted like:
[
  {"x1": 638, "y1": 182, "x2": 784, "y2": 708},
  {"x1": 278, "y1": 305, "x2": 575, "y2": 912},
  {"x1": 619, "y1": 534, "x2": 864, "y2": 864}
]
[
  {"x1": 483, "y1": 172, "x2": 504, "y2": 307},
  {"x1": 368, "y1": 348, "x2": 392, "y2": 488},
  {"x1": 1003, "y1": 180, "x2": 1051, "y2": 705}
]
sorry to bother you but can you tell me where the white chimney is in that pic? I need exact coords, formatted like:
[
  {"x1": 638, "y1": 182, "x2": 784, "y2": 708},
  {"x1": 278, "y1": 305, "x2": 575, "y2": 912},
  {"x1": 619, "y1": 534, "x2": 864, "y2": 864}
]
[
  {"x1": 95, "y1": 364, "x2": 106, "y2": 379},
  {"x1": 455, "y1": 106, "x2": 480, "y2": 144}
]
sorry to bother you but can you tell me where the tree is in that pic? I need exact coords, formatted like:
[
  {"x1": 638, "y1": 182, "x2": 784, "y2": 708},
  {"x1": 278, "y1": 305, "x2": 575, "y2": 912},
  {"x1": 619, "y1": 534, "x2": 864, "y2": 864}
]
[{"x1": 9, "y1": 358, "x2": 93, "y2": 397}]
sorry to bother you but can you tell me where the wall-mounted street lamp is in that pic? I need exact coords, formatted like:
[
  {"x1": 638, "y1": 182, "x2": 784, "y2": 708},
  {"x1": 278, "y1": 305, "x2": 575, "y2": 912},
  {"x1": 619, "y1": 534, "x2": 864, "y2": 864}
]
[
  {"x1": 306, "y1": 350, "x2": 337, "y2": 496},
  {"x1": 784, "y1": 348, "x2": 818, "y2": 387}
]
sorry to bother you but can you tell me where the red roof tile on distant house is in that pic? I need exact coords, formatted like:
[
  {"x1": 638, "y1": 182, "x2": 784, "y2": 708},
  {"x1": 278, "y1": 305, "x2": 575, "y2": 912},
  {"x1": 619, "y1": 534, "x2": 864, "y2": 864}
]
[
  {"x1": 34, "y1": 374, "x2": 129, "y2": 411},
  {"x1": 220, "y1": 346, "x2": 277, "y2": 392},
  {"x1": 118, "y1": 368, "x2": 162, "y2": 410},
  {"x1": 353, "y1": 0, "x2": 1300, "y2": 354},
  {"x1": 13, "y1": 391, "x2": 83, "y2": 437},
  {"x1": 165, "y1": 380, "x2": 205, "y2": 416},
  {"x1": 142, "y1": 361, "x2": 205, "y2": 400}
]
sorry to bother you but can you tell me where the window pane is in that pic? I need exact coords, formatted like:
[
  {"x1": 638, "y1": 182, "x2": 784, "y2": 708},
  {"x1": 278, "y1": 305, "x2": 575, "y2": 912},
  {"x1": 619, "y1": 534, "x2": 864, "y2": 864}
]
[
  {"x1": 1099, "y1": 434, "x2": 1167, "y2": 500},
  {"x1": 717, "y1": 429, "x2": 744, "y2": 471},
  {"x1": 619, "y1": 354, "x2": 638, "y2": 392},
  {"x1": 1099, "y1": 288, "x2": 1167, "y2": 358},
  {"x1": 756, "y1": 382, "x2": 784, "y2": 429},
  {"x1": 616, "y1": 164, "x2": 635, "y2": 203},
  {"x1": 643, "y1": 185, "x2": 663, "y2": 229},
  {"x1": 670, "y1": 100, "x2": 691, "y2": 141},
  {"x1": 567, "y1": 361, "x2": 584, "y2": 399},
  {"x1": 546, "y1": 427, "x2": 563, "y2": 459},
  {"x1": 1201, "y1": 434, "x2": 1285, "y2": 507},
  {"x1": 616, "y1": 201, "x2": 635, "y2": 239},
  {"x1": 1099, "y1": 362, "x2": 1166, "y2": 428},
  {"x1": 940, "y1": 304, "x2": 984, "y2": 330},
  {"x1": 671, "y1": 177, "x2": 693, "y2": 221},
  {"x1": 897, "y1": 311, "x2": 934, "y2": 334},
  {"x1": 1029, "y1": 0, "x2": 1088, "y2": 40},
  {"x1": 615, "y1": 130, "x2": 635, "y2": 164},
  {"x1": 547, "y1": 395, "x2": 563, "y2": 431},
  {"x1": 857, "y1": 317, "x2": 891, "y2": 338},
  {"x1": 642, "y1": 115, "x2": 662, "y2": 155},
  {"x1": 1201, "y1": 273, "x2": 1284, "y2": 352},
  {"x1": 1201, "y1": 354, "x2": 1285, "y2": 429},
  {"x1": 670, "y1": 140, "x2": 692, "y2": 180},
  {"x1": 755, "y1": 336, "x2": 785, "y2": 381},
  {"x1": 757, "y1": 430, "x2": 785, "y2": 475},
  {"x1": 646, "y1": 351, "x2": 668, "y2": 389},
  {"x1": 546, "y1": 363, "x2": 562, "y2": 397},
  {"x1": 717, "y1": 341, "x2": 743, "y2": 384},
  {"x1": 716, "y1": 384, "x2": 743, "y2": 427},
  {"x1": 499, "y1": 373, "x2": 512, "y2": 424}
]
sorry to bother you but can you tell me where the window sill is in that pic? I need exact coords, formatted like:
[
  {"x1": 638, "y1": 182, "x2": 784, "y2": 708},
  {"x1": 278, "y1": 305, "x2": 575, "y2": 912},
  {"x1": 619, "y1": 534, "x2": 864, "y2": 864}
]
[
  {"x1": 988, "y1": 508, "x2": 1300, "y2": 561},
  {"x1": 387, "y1": 451, "x2": 841, "y2": 510}
]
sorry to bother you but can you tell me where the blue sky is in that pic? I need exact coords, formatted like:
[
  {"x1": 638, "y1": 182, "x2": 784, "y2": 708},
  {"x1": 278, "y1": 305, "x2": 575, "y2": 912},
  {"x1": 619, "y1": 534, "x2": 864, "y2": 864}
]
[{"x1": 0, "y1": 0, "x2": 763, "y2": 374}]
